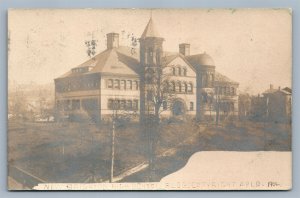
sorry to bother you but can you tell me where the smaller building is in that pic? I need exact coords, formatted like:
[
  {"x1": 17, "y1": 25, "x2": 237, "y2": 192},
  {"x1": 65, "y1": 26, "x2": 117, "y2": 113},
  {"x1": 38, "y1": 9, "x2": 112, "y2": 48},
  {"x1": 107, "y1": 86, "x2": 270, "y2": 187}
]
[{"x1": 249, "y1": 85, "x2": 292, "y2": 123}]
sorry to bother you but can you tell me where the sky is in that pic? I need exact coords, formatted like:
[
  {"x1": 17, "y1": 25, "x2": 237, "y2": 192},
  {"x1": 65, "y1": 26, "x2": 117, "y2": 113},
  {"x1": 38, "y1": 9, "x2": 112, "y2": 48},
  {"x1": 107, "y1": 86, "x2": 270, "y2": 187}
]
[{"x1": 8, "y1": 9, "x2": 292, "y2": 94}]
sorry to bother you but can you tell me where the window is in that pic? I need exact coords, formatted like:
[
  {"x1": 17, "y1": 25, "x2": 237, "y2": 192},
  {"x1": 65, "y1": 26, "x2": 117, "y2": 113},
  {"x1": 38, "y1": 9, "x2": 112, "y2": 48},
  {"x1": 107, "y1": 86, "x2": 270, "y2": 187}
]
[
  {"x1": 120, "y1": 80, "x2": 126, "y2": 90},
  {"x1": 226, "y1": 87, "x2": 230, "y2": 95},
  {"x1": 133, "y1": 81, "x2": 139, "y2": 90},
  {"x1": 114, "y1": 80, "x2": 120, "y2": 89},
  {"x1": 190, "y1": 102, "x2": 194, "y2": 111},
  {"x1": 183, "y1": 82, "x2": 188, "y2": 93},
  {"x1": 172, "y1": 67, "x2": 176, "y2": 75},
  {"x1": 127, "y1": 80, "x2": 132, "y2": 90},
  {"x1": 120, "y1": 100, "x2": 126, "y2": 110},
  {"x1": 187, "y1": 83, "x2": 193, "y2": 93},
  {"x1": 108, "y1": 99, "x2": 113, "y2": 109},
  {"x1": 202, "y1": 75, "x2": 207, "y2": 87},
  {"x1": 107, "y1": 79, "x2": 113, "y2": 88},
  {"x1": 231, "y1": 87, "x2": 235, "y2": 95},
  {"x1": 114, "y1": 99, "x2": 120, "y2": 109},
  {"x1": 177, "y1": 67, "x2": 181, "y2": 76},
  {"x1": 183, "y1": 68, "x2": 187, "y2": 76}
]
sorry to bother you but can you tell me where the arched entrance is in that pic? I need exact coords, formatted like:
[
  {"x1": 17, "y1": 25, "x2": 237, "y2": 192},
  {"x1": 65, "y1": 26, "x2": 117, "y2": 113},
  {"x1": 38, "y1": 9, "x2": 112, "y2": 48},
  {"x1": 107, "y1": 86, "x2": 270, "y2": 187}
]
[{"x1": 172, "y1": 100, "x2": 186, "y2": 116}]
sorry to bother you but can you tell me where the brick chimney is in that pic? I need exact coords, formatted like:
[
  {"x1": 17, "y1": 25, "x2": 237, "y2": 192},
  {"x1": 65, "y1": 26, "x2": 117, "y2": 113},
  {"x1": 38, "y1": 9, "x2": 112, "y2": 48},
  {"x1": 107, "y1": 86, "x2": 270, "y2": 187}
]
[
  {"x1": 179, "y1": 43, "x2": 190, "y2": 56},
  {"x1": 107, "y1": 33, "x2": 119, "y2": 49}
]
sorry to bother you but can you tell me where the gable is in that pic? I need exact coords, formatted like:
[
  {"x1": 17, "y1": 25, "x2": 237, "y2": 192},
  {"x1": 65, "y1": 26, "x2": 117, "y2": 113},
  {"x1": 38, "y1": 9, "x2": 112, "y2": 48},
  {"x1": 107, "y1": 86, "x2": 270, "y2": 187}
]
[{"x1": 165, "y1": 56, "x2": 196, "y2": 77}]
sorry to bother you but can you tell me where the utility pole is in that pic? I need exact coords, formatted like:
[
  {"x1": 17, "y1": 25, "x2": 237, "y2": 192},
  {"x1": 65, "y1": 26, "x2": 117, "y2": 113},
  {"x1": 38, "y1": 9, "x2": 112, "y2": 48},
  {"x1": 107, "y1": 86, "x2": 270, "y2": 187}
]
[{"x1": 110, "y1": 105, "x2": 116, "y2": 183}]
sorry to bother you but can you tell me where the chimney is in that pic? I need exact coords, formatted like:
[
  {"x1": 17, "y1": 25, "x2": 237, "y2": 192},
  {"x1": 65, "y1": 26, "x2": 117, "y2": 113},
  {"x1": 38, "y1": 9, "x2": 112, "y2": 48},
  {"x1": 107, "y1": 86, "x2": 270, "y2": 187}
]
[
  {"x1": 106, "y1": 32, "x2": 119, "y2": 49},
  {"x1": 179, "y1": 43, "x2": 190, "y2": 56},
  {"x1": 270, "y1": 84, "x2": 274, "y2": 90}
]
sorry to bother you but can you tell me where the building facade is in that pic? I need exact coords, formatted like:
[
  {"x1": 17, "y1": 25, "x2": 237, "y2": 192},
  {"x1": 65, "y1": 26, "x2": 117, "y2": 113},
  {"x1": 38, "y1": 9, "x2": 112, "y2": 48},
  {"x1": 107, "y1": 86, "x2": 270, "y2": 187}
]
[
  {"x1": 54, "y1": 18, "x2": 239, "y2": 122},
  {"x1": 248, "y1": 85, "x2": 292, "y2": 123}
]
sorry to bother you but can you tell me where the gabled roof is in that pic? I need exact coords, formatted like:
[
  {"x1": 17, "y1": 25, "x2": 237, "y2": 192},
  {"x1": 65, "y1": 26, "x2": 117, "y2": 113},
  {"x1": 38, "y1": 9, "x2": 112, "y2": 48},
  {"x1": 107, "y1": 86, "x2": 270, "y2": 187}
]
[
  {"x1": 140, "y1": 17, "x2": 162, "y2": 39},
  {"x1": 161, "y1": 53, "x2": 196, "y2": 72},
  {"x1": 56, "y1": 46, "x2": 141, "y2": 79}
]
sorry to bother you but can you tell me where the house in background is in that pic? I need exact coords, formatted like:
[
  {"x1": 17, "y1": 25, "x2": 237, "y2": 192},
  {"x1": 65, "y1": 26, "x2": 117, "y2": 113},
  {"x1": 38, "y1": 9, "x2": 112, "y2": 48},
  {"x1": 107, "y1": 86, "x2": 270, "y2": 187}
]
[
  {"x1": 54, "y1": 18, "x2": 239, "y2": 122},
  {"x1": 249, "y1": 84, "x2": 292, "y2": 123}
]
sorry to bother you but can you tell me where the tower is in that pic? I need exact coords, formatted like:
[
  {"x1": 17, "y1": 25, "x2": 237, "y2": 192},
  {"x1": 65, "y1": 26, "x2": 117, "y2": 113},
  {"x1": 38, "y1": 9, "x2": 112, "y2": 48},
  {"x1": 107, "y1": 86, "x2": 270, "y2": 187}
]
[{"x1": 139, "y1": 17, "x2": 165, "y2": 120}]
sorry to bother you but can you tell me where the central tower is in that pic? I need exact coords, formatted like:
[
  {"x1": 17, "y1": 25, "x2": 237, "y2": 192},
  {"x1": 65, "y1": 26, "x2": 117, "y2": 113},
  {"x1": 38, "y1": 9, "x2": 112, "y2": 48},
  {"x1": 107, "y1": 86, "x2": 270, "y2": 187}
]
[{"x1": 139, "y1": 17, "x2": 165, "y2": 120}]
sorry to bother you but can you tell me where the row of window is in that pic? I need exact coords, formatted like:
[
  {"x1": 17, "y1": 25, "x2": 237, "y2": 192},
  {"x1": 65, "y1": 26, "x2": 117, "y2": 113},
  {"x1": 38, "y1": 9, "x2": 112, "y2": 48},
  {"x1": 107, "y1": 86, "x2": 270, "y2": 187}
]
[
  {"x1": 167, "y1": 81, "x2": 193, "y2": 93},
  {"x1": 147, "y1": 101, "x2": 194, "y2": 111},
  {"x1": 106, "y1": 79, "x2": 139, "y2": 90},
  {"x1": 56, "y1": 99, "x2": 99, "y2": 111},
  {"x1": 71, "y1": 66, "x2": 92, "y2": 73},
  {"x1": 171, "y1": 66, "x2": 187, "y2": 76},
  {"x1": 108, "y1": 99, "x2": 139, "y2": 110},
  {"x1": 215, "y1": 86, "x2": 236, "y2": 96},
  {"x1": 56, "y1": 80, "x2": 99, "y2": 92}
]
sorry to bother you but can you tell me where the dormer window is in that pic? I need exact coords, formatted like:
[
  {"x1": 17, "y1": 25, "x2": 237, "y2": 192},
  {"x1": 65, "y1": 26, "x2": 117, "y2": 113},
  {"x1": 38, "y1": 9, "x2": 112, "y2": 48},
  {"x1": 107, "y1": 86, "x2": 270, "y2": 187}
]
[{"x1": 71, "y1": 66, "x2": 93, "y2": 73}]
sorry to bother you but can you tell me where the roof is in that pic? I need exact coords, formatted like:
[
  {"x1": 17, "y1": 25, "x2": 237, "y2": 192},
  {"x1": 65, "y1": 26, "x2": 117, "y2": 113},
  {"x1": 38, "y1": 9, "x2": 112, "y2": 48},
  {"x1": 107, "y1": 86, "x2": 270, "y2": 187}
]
[
  {"x1": 282, "y1": 87, "x2": 292, "y2": 94},
  {"x1": 56, "y1": 46, "x2": 141, "y2": 79},
  {"x1": 140, "y1": 18, "x2": 162, "y2": 39},
  {"x1": 161, "y1": 53, "x2": 196, "y2": 72},
  {"x1": 186, "y1": 53, "x2": 215, "y2": 68},
  {"x1": 263, "y1": 87, "x2": 292, "y2": 95},
  {"x1": 214, "y1": 72, "x2": 239, "y2": 85}
]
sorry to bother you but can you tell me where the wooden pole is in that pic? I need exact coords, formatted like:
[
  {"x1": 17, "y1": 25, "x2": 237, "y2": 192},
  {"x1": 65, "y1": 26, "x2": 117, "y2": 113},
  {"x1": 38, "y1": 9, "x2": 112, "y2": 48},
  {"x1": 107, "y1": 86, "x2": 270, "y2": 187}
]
[{"x1": 110, "y1": 108, "x2": 116, "y2": 183}]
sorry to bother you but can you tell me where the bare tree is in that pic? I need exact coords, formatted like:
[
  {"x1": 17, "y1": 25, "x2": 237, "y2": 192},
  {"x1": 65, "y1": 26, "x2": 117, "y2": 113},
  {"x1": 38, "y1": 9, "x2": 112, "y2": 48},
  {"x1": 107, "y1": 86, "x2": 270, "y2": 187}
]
[{"x1": 143, "y1": 64, "x2": 177, "y2": 181}]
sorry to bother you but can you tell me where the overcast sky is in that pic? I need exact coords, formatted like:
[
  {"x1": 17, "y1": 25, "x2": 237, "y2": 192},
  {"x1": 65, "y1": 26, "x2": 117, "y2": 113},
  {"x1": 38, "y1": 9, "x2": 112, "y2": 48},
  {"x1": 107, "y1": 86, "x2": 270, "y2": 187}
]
[{"x1": 8, "y1": 9, "x2": 291, "y2": 94}]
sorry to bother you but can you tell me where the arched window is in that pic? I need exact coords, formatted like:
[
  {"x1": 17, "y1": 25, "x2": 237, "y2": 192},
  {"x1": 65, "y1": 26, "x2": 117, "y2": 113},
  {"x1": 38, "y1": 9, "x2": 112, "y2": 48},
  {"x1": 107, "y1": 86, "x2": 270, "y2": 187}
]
[
  {"x1": 183, "y1": 82, "x2": 188, "y2": 93},
  {"x1": 133, "y1": 81, "x2": 138, "y2": 90},
  {"x1": 177, "y1": 67, "x2": 181, "y2": 76},
  {"x1": 183, "y1": 68, "x2": 187, "y2": 76},
  {"x1": 190, "y1": 102, "x2": 194, "y2": 111},
  {"x1": 187, "y1": 83, "x2": 193, "y2": 93},
  {"x1": 172, "y1": 67, "x2": 176, "y2": 75}
]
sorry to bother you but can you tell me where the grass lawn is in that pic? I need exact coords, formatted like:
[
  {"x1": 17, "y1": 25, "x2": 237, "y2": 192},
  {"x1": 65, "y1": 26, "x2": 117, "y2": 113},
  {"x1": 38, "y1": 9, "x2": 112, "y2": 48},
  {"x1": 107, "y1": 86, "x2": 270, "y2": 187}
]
[{"x1": 8, "y1": 119, "x2": 291, "y2": 185}]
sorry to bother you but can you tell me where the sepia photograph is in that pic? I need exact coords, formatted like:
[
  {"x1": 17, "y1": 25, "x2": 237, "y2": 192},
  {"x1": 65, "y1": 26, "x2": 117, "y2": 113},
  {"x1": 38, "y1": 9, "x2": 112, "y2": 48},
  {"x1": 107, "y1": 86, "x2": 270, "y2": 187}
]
[{"x1": 7, "y1": 8, "x2": 292, "y2": 190}]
